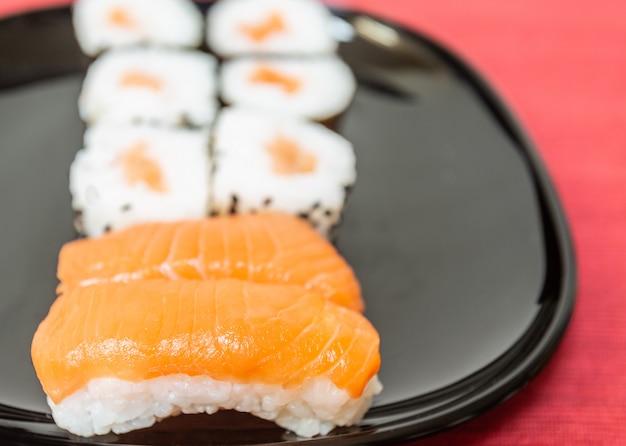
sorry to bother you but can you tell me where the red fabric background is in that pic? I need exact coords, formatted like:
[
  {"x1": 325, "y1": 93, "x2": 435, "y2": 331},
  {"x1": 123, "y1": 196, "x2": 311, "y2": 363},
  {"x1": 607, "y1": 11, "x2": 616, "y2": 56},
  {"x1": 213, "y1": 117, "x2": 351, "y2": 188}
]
[{"x1": 1, "y1": 0, "x2": 625, "y2": 444}]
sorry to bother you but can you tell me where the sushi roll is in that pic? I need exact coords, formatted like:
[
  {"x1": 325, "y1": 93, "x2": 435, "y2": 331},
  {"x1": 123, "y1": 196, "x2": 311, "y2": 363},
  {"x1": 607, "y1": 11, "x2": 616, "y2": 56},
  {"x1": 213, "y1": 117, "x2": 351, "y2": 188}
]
[
  {"x1": 207, "y1": 0, "x2": 338, "y2": 57},
  {"x1": 211, "y1": 108, "x2": 356, "y2": 238},
  {"x1": 72, "y1": 0, "x2": 204, "y2": 56},
  {"x1": 32, "y1": 278, "x2": 382, "y2": 437},
  {"x1": 70, "y1": 123, "x2": 211, "y2": 237},
  {"x1": 220, "y1": 56, "x2": 356, "y2": 124},
  {"x1": 79, "y1": 47, "x2": 218, "y2": 127}
]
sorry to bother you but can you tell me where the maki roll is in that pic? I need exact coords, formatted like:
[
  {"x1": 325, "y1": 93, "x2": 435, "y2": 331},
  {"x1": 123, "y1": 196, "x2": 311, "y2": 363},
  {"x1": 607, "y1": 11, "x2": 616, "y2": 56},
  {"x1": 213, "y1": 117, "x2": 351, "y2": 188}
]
[
  {"x1": 220, "y1": 56, "x2": 356, "y2": 124},
  {"x1": 79, "y1": 47, "x2": 218, "y2": 127},
  {"x1": 207, "y1": 0, "x2": 337, "y2": 57},
  {"x1": 70, "y1": 123, "x2": 211, "y2": 237},
  {"x1": 211, "y1": 107, "x2": 356, "y2": 238},
  {"x1": 72, "y1": 0, "x2": 204, "y2": 56}
]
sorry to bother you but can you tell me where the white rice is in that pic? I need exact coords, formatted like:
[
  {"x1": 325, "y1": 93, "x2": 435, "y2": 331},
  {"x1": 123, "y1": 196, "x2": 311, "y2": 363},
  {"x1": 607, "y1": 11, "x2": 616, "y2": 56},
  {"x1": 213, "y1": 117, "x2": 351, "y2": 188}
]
[
  {"x1": 207, "y1": 0, "x2": 337, "y2": 57},
  {"x1": 79, "y1": 47, "x2": 218, "y2": 127},
  {"x1": 70, "y1": 123, "x2": 211, "y2": 237},
  {"x1": 73, "y1": 0, "x2": 204, "y2": 56},
  {"x1": 220, "y1": 56, "x2": 356, "y2": 121},
  {"x1": 49, "y1": 374, "x2": 382, "y2": 438},
  {"x1": 211, "y1": 107, "x2": 356, "y2": 237}
]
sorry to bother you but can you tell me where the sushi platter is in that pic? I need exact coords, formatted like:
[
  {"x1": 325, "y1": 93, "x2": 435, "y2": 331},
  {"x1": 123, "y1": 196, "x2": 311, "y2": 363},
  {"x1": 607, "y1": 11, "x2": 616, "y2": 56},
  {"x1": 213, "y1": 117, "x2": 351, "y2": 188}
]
[{"x1": 0, "y1": 0, "x2": 576, "y2": 444}]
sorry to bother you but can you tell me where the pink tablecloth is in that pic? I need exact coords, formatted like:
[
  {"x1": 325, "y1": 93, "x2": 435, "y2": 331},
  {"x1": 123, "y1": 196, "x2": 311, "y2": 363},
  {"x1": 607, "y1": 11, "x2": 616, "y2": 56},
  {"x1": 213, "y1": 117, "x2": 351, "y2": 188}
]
[{"x1": 2, "y1": 1, "x2": 625, "y2": 444}]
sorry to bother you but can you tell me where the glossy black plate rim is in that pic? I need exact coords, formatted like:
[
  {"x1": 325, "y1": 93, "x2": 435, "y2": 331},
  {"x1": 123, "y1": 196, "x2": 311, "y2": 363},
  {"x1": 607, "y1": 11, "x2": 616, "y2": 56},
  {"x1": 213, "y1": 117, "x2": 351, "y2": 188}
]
[
  {"x1": 0, "y1": 5, "x2": 577, "y2": 445},
  {"x1": 323, "y1": 11, "x2": 577, "y2": 444}
]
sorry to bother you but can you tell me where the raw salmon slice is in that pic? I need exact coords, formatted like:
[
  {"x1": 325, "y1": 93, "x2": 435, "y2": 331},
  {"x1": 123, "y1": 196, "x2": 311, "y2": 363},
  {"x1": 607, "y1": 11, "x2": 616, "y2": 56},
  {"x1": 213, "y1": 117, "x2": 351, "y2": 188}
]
[
  {"x1": 32, "y1": 278, "x2": 380, "y2": 405},
  {"x1": 58, "y1": 212, "x2": 363, "y2": 311}
]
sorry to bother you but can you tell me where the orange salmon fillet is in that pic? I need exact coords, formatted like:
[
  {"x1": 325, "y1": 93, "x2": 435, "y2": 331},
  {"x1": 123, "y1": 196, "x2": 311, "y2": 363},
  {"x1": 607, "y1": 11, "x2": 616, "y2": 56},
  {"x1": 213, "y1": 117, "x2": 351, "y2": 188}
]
[
  {"x1": 31, "y1": 278, "x2": 380, "y2": 404},
  {"x1": 58, "y1": 213, "x2": 363, "y2": 311}
]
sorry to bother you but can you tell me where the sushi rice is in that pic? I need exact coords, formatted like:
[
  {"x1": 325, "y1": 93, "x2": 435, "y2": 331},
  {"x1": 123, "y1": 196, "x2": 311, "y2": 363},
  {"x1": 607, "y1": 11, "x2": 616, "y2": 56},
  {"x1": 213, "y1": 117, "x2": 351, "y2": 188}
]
[
  {"x1": 73, "y1": 0, "x2": 204, "y2": 56},
  {"x1": 79, "y1": 47, "x2": 218, "y2": 127},
  {"x1": 220, "y1": 56, "x2": 356, "y2": 122},
  {"x1": 49, "y1": 375, "x2": 382, "y2": 438},
  {"x1": 207, "y1": 0, "x2": 337, "y2": 57},
  {"x1": 70, "y1": 123, "x2": 211, "y2": 237},
  {"x1": 211, "y1": 107, "x2": 356, "y2": 238}
]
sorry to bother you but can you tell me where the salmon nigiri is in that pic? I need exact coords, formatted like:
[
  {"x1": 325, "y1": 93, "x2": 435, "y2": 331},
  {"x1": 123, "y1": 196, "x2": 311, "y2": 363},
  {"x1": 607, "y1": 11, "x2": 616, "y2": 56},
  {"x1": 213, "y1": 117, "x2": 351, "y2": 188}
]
[
  {"x1": 31, "y1": 278, "x2": 382, "y2": 438},
  {"x1": 58, "y1": 212, "x2": 363, "y2": 311}
]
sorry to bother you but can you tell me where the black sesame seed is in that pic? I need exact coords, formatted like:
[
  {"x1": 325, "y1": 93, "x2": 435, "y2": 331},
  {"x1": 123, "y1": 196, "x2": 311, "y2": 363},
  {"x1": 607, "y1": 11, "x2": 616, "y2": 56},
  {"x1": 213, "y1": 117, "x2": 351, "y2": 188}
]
[
  {"x1": 103, "y1": 224, "x2": 112, "y2": 233},
  {"x1": 328, "y1": 224, "x2": 340, "y2": 243},
  {"x1": 324, "y1": 209, "x2": 333, "y2": 217},
  {"x1": 229, "y1": 194, "x2": 239, "y2": 215},
  {"x1": 311, "y1": 201, "x2": 321, "y2": 210},
  {"x1": 297, "y1": 212, "x2": 310, "y2": 220},
  {"x1": 121, "y1": 203, "x2": 132, "y2": 212},
  {"x1": 263, "y1": 197, "x2": 273, "y2": 207}
]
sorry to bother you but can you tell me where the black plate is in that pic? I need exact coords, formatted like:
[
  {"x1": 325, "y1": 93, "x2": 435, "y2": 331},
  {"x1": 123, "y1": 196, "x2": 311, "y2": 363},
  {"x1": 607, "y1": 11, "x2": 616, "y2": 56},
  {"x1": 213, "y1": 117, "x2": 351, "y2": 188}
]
[{"x1": 0, "y1": 5, "x2": 576, "y2": 445}]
